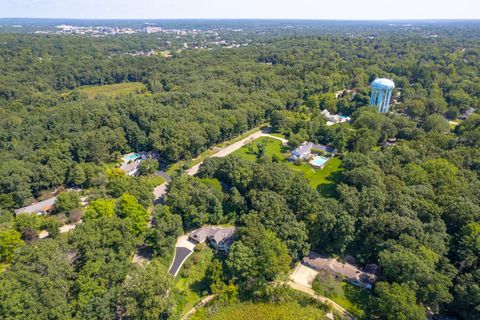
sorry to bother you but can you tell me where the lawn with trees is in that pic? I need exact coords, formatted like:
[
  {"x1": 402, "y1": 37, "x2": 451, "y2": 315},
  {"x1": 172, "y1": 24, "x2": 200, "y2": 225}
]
[{"x1": 0, "y1": 20, "x2": 479, "y2": 320}]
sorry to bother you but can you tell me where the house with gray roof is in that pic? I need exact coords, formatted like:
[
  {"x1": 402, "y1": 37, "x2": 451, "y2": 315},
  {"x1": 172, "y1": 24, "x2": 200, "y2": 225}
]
[
  {"x1": 189, "y1": 226, "x2": 235, "y2": 253},
  {"x1": 120, "y1": 161, "x2": 140, "y2": 176}
]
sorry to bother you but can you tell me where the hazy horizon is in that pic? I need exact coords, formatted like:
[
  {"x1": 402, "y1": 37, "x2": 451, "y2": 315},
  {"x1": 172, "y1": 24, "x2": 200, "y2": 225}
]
[{"x1": 2, "y1": 0, "x2": 479, "y2": 20}]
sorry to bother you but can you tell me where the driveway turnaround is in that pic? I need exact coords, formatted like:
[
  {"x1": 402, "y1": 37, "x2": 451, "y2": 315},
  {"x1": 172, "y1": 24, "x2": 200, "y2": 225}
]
[
  {"x1": 290, "y1": 262, "x2": 319, "y2": 288},
  {"x1": 168, "y1": 235, "x2": 196, "y2": 277},
  {"x1": 288, "y1": 263, "x2": 356, "y2": 320}
]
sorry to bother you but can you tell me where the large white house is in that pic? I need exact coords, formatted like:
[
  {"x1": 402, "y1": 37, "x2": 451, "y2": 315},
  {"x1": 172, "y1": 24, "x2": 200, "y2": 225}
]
[{"x1": 291, "y1": 142, "x2": 336, "y2": 161}]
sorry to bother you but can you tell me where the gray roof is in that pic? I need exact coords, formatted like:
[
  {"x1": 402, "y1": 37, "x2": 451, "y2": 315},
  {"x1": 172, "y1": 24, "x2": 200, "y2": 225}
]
[
  {"x1": 14, "y1": 196, "x2": 57, "y2": 215},
  {"x1": 211, "y1": 227, "x2": 235, "y2": 244},
  {"x1": 120, "y1": 161, "x2": 139, "y2": 173},
  {"x1": 293, "y1": 142, "x2": 335, "y2": 156},
  {"x1": 189, "y1": 226, "x2": 235, "y2": 244}
]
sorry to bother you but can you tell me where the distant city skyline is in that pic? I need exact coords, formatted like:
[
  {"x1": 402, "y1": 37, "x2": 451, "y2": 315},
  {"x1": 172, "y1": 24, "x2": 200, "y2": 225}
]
[{"x1": 2, "y1": 0, "x2": 480, "y2": 20}]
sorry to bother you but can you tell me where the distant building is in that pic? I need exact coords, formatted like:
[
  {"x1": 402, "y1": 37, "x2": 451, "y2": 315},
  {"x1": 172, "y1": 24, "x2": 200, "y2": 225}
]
[
  {"x1": 321, "y1": 109, "x2": 351, "y2": 126},
  {"x1": 119, "y1": 152, "x2": 148, "y2": 176},
  {"x1": 370, "y1": 78, "x2": 395, "y2": 113},
  {"x1": 144, "y1": 26, "x2": 163, "y2": 34},
  {"x1": 460, "y1": 107, "x2": 475, "y2": 120},
  {"x1": 189, "y1": 226, "x2": 235, "y2": 253}
]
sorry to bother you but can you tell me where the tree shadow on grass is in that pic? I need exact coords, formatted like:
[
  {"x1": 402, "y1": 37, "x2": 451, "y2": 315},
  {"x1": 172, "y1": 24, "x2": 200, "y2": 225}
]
[
  {"x1": 317, "y1": 170, "x2": 343, "y2": 197},
  {"x1": 189, "y1": 277, "x2": 210, "y2": 296},
  {"x1": 343, "y1": 284, "x2": 370, "y2": 319}
]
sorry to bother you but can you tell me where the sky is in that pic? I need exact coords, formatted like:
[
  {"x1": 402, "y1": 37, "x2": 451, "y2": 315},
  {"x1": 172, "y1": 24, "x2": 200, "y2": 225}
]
[{"x1": 2, "y1": 0, "x2": 479, "y2": 20}]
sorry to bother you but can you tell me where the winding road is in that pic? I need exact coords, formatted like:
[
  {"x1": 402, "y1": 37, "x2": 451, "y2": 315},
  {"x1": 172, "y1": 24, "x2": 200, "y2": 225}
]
[{"x1": 153, "y1": 127, "x2": 287, "y2": 201}]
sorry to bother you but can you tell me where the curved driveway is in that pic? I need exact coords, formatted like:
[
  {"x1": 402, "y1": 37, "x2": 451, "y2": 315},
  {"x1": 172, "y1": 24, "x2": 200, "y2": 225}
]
[{"x1": 168, "y1": 235, "x2": 196, "y2": 277}]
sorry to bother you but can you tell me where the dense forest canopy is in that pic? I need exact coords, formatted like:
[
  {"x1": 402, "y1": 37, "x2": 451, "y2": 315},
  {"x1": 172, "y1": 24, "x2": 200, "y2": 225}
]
[{"x1": 0, "y1": 20, "x2": 479, "y2": 320}]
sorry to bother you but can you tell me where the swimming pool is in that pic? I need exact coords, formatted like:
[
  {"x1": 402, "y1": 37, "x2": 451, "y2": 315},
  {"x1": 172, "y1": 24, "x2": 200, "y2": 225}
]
[
  {"x1": 124, "y1": 153, "x2": 141, "y2": 162},
  {"x1": 310, "y1": 156, "x2": 329, "y2": 168}
]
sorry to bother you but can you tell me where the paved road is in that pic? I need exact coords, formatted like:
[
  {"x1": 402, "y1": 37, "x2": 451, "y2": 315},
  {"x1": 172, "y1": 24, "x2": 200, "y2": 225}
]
[
  {"x1": 186, "y1": 129, "x2": 287, "y2": 176},
  {"x1": 168, "y1": 235, "x2": 196, "y2": 277},
  {"x1": 153, "y1": 183, "x2": 168, "y2": 205},
  {"x1": 153, "y1": 127, "x2": 286, "y2": 202}
]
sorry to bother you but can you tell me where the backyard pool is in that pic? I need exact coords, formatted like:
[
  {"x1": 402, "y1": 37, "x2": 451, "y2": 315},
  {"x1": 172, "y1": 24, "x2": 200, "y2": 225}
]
[
  {"x1": 124, "y1": 153, "x2": 141, "y2": 162},
  {"x1": 310, "y1": 156, "x2": 329, "y2": 168}
]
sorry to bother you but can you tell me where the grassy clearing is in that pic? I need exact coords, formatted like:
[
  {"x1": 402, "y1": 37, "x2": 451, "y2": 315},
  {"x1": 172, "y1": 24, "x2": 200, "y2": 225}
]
[
  {"x1": 200, "y1": 178, "x2": 223, "y2": 192},
  {"x1": 192, "y1": 302, "x2": 328, "y2": 320},
  {"x1": 76, "y1": 82, "x2": 147, "y2": 99},
  {"x1": 173, "y1": 245, "x2": 213, "y2": 317},
  {"x1": 313, "y1": 279, "x2": 369, "y2": 319},
  {"x1": 139, "y1": 175, "x2": 165, "y2": 187},
  {"x1": 233, "y1": 137, "x2": 342, "y2": 189}
]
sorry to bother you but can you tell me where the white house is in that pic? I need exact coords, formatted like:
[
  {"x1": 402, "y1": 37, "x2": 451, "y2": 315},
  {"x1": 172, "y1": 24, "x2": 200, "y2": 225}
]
[{"x1": 291, "y1": 142, "x2": 336, "y2": 161}]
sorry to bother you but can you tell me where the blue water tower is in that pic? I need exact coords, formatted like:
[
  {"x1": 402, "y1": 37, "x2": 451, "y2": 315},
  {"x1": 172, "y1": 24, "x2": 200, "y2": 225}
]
[{"x1": 370, "y1": 78, "x2": 395, "y2": 113}]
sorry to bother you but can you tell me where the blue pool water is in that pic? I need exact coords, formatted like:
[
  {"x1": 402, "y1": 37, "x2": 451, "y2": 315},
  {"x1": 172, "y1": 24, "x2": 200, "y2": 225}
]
[
  {"x1": 340, "y1": 115, "x2": 350, "y2": 119},
  {"x1": 310, "y1": 156, "x2": 329, "y2": 167},
  {"x1": 124, "y1": 153, "x2": 140, "y2": 161}
]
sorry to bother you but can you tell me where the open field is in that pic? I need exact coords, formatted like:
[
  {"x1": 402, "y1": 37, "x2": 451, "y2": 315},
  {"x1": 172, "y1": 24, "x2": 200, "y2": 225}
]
[
  {"x1": 76, "y1": 82, "x2": 147, "y2": 99},
  {"x1": 191, "y1": 302, "x2": 328, "y2": 320},
  {"x1": 233, "y1": 137, "x2": 342, "y2": 189}
]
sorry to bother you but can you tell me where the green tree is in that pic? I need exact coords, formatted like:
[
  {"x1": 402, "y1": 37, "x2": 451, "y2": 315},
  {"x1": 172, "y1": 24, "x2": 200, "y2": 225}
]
[
  {"x1": 227, "y1": 226, "x2": 290, "y2": 293},
  {"x1": 84, "y1": 198, "x2": 116, "y2": 220},
  {"x1": 55, "y1": 191, "x2": 81, "y2": 213},
  {"x1": 368, "y1": 282, "x2": 426, "y2": 320},
  {"x1": 0, "y1": 240, "x2": 73, "y2": 319},
  {"x1": 424, "y1": 114, "x2": 450, "y2": 133},
  {"x1": 69, "y1": 165, "x2": 86, "y2": 187},
  {"x1": 146, "y1": 206, "x2": 183, "y2": 257},
  {"x1": 137, "y1": 158, "x2": 158, "y2": 176},
  {"x1": 0, "y1": 229, "x2": 24, "y2": 264},
  {"x1": 121, "y1": 260, "x2": 174, "y2": 320},
  {"x1": 117, "y1": 193, "x2": 149, "y2": 236}
]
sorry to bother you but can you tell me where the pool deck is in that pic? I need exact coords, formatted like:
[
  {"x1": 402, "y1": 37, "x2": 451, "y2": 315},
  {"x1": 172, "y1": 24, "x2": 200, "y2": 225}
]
[{"x1": 309, "y1": 156, "x2": 330, "y2": 168}]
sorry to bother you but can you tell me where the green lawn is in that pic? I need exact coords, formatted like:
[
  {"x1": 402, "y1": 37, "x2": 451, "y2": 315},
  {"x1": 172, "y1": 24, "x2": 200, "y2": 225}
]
[
  {"x1": 173, "y1": 245, "x2": 213, "y2": 317},
  {"x1": 233, "y1": 137, "x2": 343, "y2": 189},
  {"x1": 313, "y1": 280, "x2": 369, "y2": 319},
  {"x1": 76, "y1": 82, "x2": 147, "y2": 99},
  {"x1": 192, "y1": 302, "x2": 328, "y2": 320},
  {"x1": 201, "y1": 177, "x2": 223, "y2": 192}
]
